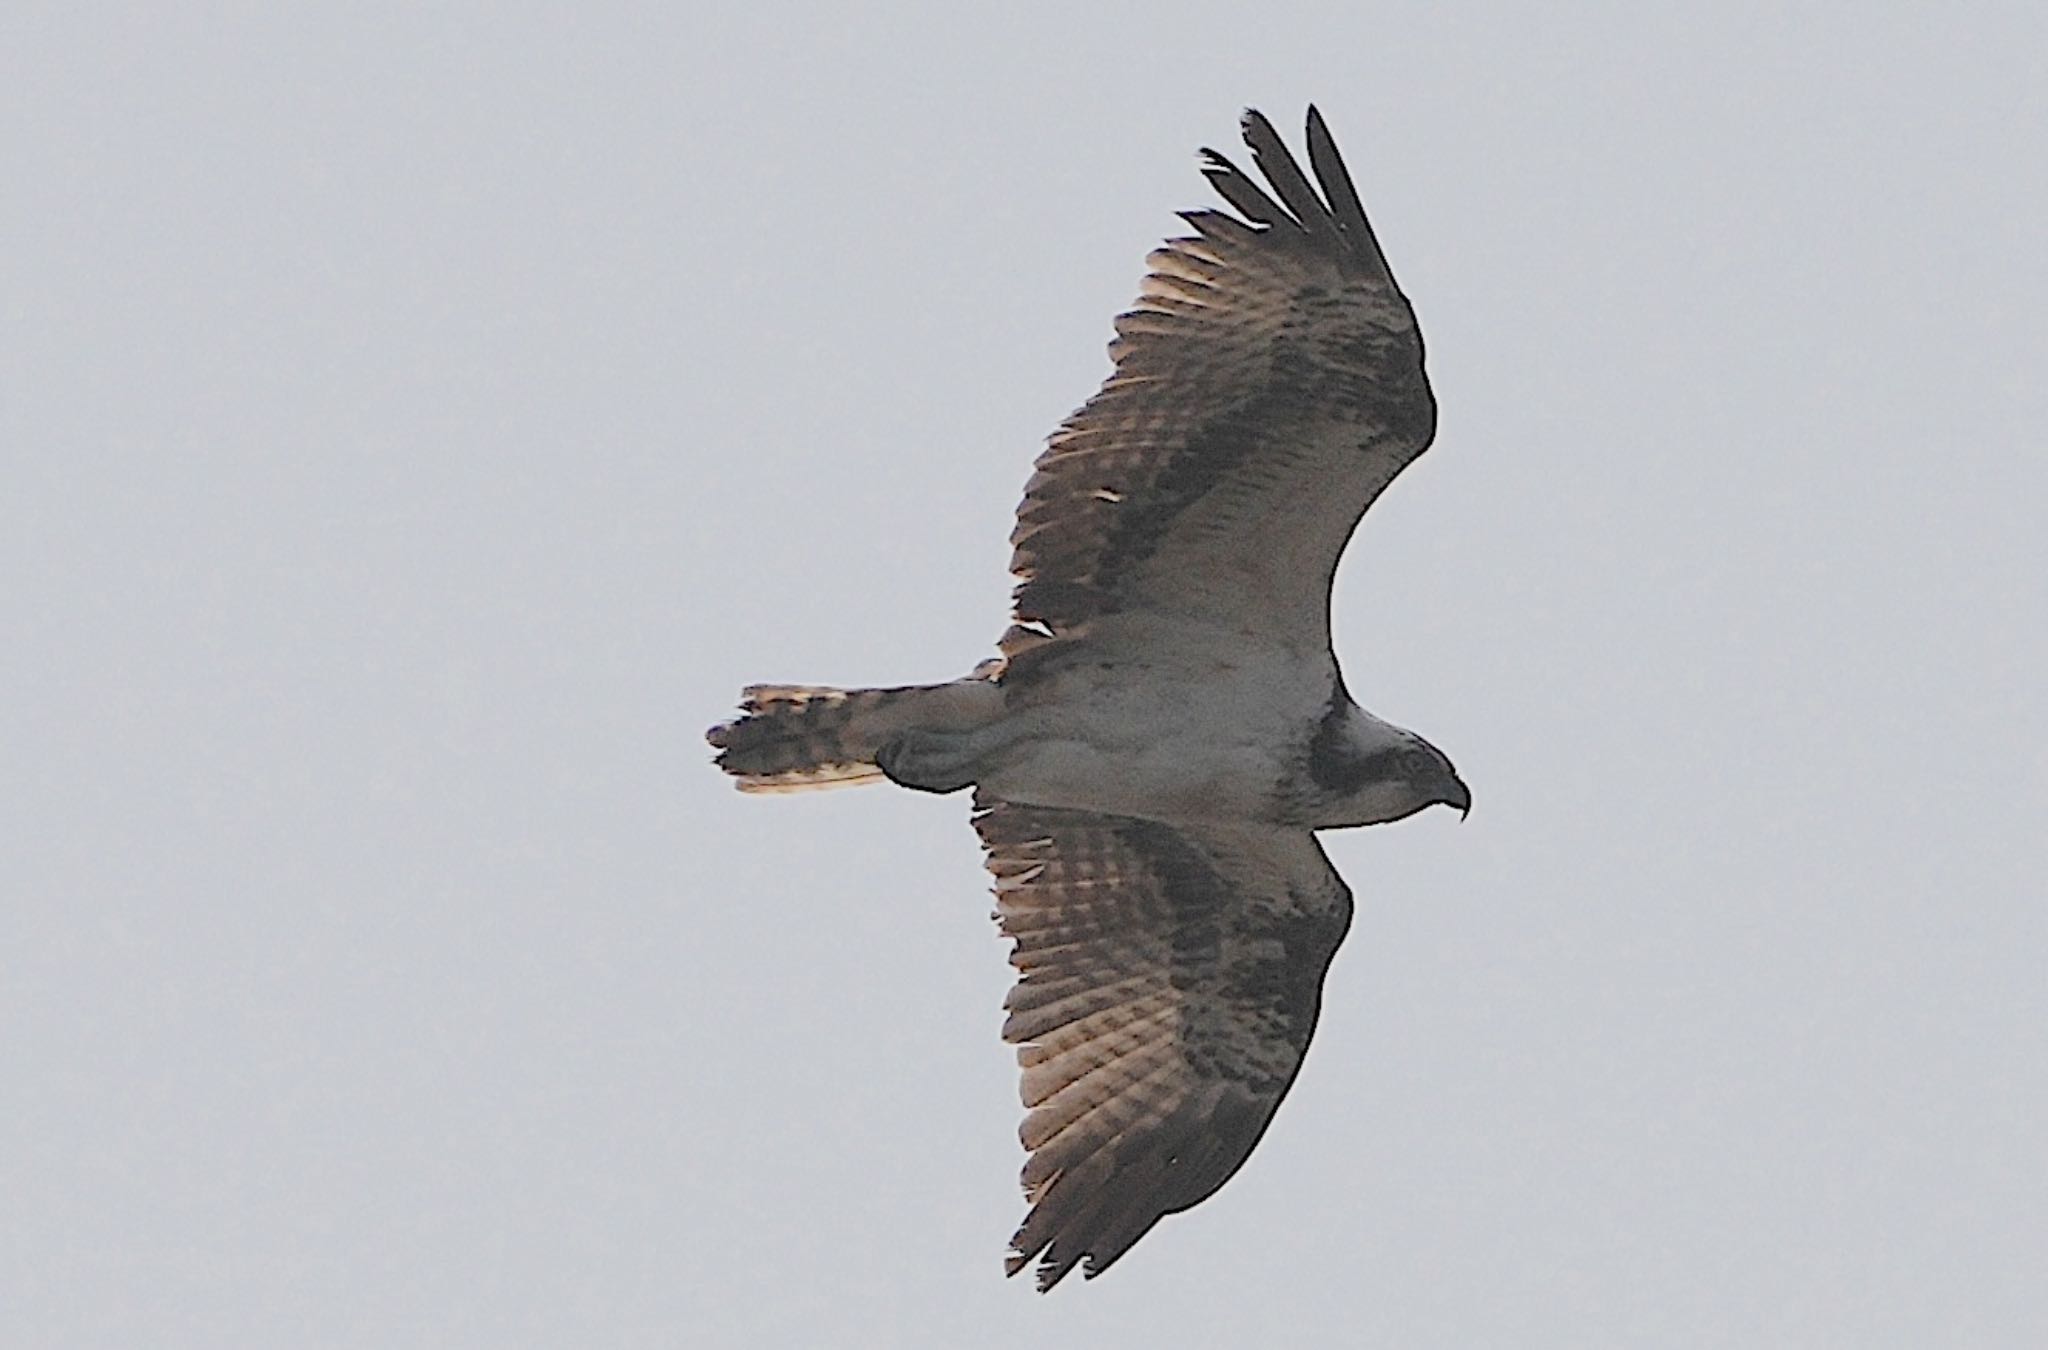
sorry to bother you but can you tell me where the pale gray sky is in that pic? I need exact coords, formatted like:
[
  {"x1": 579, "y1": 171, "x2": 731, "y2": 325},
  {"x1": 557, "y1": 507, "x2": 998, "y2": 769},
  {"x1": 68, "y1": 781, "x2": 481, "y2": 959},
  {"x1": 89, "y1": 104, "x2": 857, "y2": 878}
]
[{"x1": 6, "y1": 5, "x2": 2045, "y2": 1346}]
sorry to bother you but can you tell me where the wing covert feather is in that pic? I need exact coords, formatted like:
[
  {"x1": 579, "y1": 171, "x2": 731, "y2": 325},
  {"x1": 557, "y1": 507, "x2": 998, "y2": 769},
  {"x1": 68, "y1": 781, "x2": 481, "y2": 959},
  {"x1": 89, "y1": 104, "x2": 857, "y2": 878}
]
[
  {"x1": 975, "y1": 797, "x2": 1354, "y2": 1290},
  {"x1": 1007, "y1": 107, "x2": 1437, "y2": 659}
]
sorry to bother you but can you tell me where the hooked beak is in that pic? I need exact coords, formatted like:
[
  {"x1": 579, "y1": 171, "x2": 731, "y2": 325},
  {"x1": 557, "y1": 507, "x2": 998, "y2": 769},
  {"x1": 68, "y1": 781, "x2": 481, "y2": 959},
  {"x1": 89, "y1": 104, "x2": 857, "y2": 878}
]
[{"x1": 1443, "y1": 775, "x2": 1471, "y2": 821}]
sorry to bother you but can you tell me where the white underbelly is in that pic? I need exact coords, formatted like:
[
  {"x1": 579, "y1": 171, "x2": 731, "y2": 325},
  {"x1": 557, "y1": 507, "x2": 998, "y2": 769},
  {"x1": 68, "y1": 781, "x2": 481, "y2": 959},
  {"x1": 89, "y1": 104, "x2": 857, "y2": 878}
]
[{"x1": 980, "y1": 643, "x2": 1325, "y2": 823}]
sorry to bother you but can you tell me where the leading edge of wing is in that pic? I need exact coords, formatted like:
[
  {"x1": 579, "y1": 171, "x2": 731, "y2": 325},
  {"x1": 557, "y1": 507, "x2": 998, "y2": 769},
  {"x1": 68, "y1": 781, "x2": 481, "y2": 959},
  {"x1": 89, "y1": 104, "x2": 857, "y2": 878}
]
[
  {"x1": 1005, "y1": 107, "x2": 1435, "y2": 646},
  {"x1": 975, "y1": 799, "x2": 1355, "y2": 1290}
]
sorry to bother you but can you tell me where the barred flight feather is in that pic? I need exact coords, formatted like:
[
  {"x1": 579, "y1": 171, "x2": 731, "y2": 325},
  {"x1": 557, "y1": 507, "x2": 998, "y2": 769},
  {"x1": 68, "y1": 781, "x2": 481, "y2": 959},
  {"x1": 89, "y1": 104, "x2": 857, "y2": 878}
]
[
  {"x1": 974, "y1": 796, "x2": 1353, "y2": 1288},
  {"x1": 711, "y1": 106, "x2": 1467, "y2": 1293}
]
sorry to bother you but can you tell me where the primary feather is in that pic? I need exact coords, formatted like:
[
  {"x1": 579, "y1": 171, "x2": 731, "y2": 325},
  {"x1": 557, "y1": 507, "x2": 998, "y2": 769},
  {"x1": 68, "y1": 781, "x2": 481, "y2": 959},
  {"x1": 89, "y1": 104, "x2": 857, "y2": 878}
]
[{"x1": 711, "y1": 107, "x2": 1469, "y2": 1291}]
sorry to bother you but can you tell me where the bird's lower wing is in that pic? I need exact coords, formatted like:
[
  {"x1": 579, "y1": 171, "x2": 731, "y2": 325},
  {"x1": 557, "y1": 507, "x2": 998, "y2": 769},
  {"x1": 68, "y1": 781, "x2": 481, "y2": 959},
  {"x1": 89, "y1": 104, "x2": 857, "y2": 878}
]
[{"x1": 973, "y1": 796, "x2": 1354, "y2": 1289}]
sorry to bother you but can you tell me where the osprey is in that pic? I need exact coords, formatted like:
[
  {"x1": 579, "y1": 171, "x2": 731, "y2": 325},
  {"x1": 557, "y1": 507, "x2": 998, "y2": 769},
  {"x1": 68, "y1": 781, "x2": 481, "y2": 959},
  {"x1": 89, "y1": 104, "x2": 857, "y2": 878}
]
[{"x1": 710, "y1": 108, "x2": 1468, "y2": 1290}]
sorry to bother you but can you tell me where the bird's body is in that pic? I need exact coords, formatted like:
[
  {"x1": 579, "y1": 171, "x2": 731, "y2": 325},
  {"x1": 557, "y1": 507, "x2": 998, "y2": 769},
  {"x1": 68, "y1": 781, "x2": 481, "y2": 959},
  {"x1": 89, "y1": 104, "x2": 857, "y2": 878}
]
[
  {"x1": 710, "y1": 108, "x2": 1469, "y2": 1289},
  {"x1": 937, "y1": 624, "x2": 1328, "y2": 820}
]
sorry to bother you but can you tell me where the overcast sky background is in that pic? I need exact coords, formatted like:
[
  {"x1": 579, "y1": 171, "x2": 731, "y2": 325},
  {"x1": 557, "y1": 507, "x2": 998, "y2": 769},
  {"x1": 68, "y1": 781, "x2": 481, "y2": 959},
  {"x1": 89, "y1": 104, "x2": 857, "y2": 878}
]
[{"x1": 6, "y1": 5, "x2": 2045, "y2": 1346}]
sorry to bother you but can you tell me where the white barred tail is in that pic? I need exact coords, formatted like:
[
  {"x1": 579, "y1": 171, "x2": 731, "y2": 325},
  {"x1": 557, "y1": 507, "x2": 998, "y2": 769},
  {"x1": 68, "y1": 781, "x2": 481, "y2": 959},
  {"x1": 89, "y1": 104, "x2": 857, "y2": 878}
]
[{"x1": 707, "y1": 678, "x2": 1001, "y2": 793}]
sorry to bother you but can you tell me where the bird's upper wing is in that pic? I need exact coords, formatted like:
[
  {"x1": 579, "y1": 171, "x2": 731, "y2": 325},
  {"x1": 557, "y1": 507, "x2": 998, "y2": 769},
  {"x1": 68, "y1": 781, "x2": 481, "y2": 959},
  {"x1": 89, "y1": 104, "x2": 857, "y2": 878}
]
[
  {"x1": 1007, "y1": 107, "x2": 1437, "y2": 660},
  {"x1": 974, "y1": 796, "x2": 1355, "y2": 1290}
]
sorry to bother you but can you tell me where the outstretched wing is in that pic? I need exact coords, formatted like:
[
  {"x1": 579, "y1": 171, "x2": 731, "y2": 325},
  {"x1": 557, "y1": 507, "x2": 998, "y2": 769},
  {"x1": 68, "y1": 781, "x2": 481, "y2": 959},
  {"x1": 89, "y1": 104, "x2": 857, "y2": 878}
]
[
  {"x1": 974, "y1": 798, "x2": 1355, "y2": 1290},
  {"x1": 1008, "y1": 107, "x2": 1436, "y2": 658}
]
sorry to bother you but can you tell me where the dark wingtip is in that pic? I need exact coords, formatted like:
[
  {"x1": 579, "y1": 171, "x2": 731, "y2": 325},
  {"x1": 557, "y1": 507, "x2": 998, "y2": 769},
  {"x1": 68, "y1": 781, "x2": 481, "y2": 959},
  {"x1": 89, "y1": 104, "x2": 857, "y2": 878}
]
[
  {"x1": 1006, "y1": 1233, "x2": 1078, "y2": 1293},
  {"x1": 1005, "y1": 1248, "x2": 1061, "y2": 1293},
  {"x1": 1305, "y1": 104, "x2": 1337, "y2": 165},
  {"x1": 1300, "y1": 102, "x2": 1400, "y2": 290}
]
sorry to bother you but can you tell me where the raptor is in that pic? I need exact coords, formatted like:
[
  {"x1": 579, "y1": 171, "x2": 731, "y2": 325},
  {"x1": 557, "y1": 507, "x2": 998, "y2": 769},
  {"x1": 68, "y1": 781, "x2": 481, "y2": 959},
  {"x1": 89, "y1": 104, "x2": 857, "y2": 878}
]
[{"x1": 710, "y1": 107, "x2": 1468, "y2": 1290}]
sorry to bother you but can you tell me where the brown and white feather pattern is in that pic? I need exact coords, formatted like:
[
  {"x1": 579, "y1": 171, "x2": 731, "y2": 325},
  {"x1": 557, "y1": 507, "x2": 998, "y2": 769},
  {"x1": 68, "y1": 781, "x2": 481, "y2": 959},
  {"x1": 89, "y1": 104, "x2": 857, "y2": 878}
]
[
  {"x1": 976, "y1": 797, "x2": 1354, "y2": 1290},
  {"x1": 706, "y1": 679, "x2": 1000, "y2": 792},
  {"x1": 1008, "y1": 107, "x2": 1436, "y2": 657},
  {"x1": 709, "y1": 108, "x2": 1454, "y2": 1292}
]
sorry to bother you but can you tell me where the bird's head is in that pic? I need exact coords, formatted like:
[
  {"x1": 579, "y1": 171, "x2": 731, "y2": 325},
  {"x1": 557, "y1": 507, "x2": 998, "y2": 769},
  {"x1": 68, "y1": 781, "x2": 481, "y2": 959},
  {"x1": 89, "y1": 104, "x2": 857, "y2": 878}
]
[
  {"x1": 1307, "y1": 706, "x2": 1468, "y2": 828},
  {"x1": 1394, "y1": 734, "x2": 1470, "y2": 821}
]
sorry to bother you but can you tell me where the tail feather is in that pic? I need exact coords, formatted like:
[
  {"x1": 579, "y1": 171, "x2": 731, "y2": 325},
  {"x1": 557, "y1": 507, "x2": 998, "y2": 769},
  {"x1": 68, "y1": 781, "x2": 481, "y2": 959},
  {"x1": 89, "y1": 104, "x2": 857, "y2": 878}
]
[{"x1": 708, "y1": 679, "x2": 1000, "y2": 793}]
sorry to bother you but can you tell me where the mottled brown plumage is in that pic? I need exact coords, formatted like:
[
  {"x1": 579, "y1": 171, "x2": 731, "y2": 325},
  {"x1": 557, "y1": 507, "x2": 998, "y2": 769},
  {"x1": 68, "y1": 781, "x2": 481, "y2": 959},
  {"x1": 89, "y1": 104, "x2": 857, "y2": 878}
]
[
  {"x1": 979, "y1": 799, "x2": 1352, "y2": 1288},
  {"x1": 710, "y1": 106, "x2": 1467, "y2": 1292},
  {"x1": 1008, "y1": 106, "x2": 1434, "y2": 656}
]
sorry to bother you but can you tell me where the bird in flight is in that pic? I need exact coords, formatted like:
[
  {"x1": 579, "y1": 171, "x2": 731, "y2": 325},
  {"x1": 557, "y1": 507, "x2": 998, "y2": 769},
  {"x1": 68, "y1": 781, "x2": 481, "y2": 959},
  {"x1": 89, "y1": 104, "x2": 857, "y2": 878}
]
[{"x1": 710, "y1": 107, "x2": 1467, "y2": 1290}]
